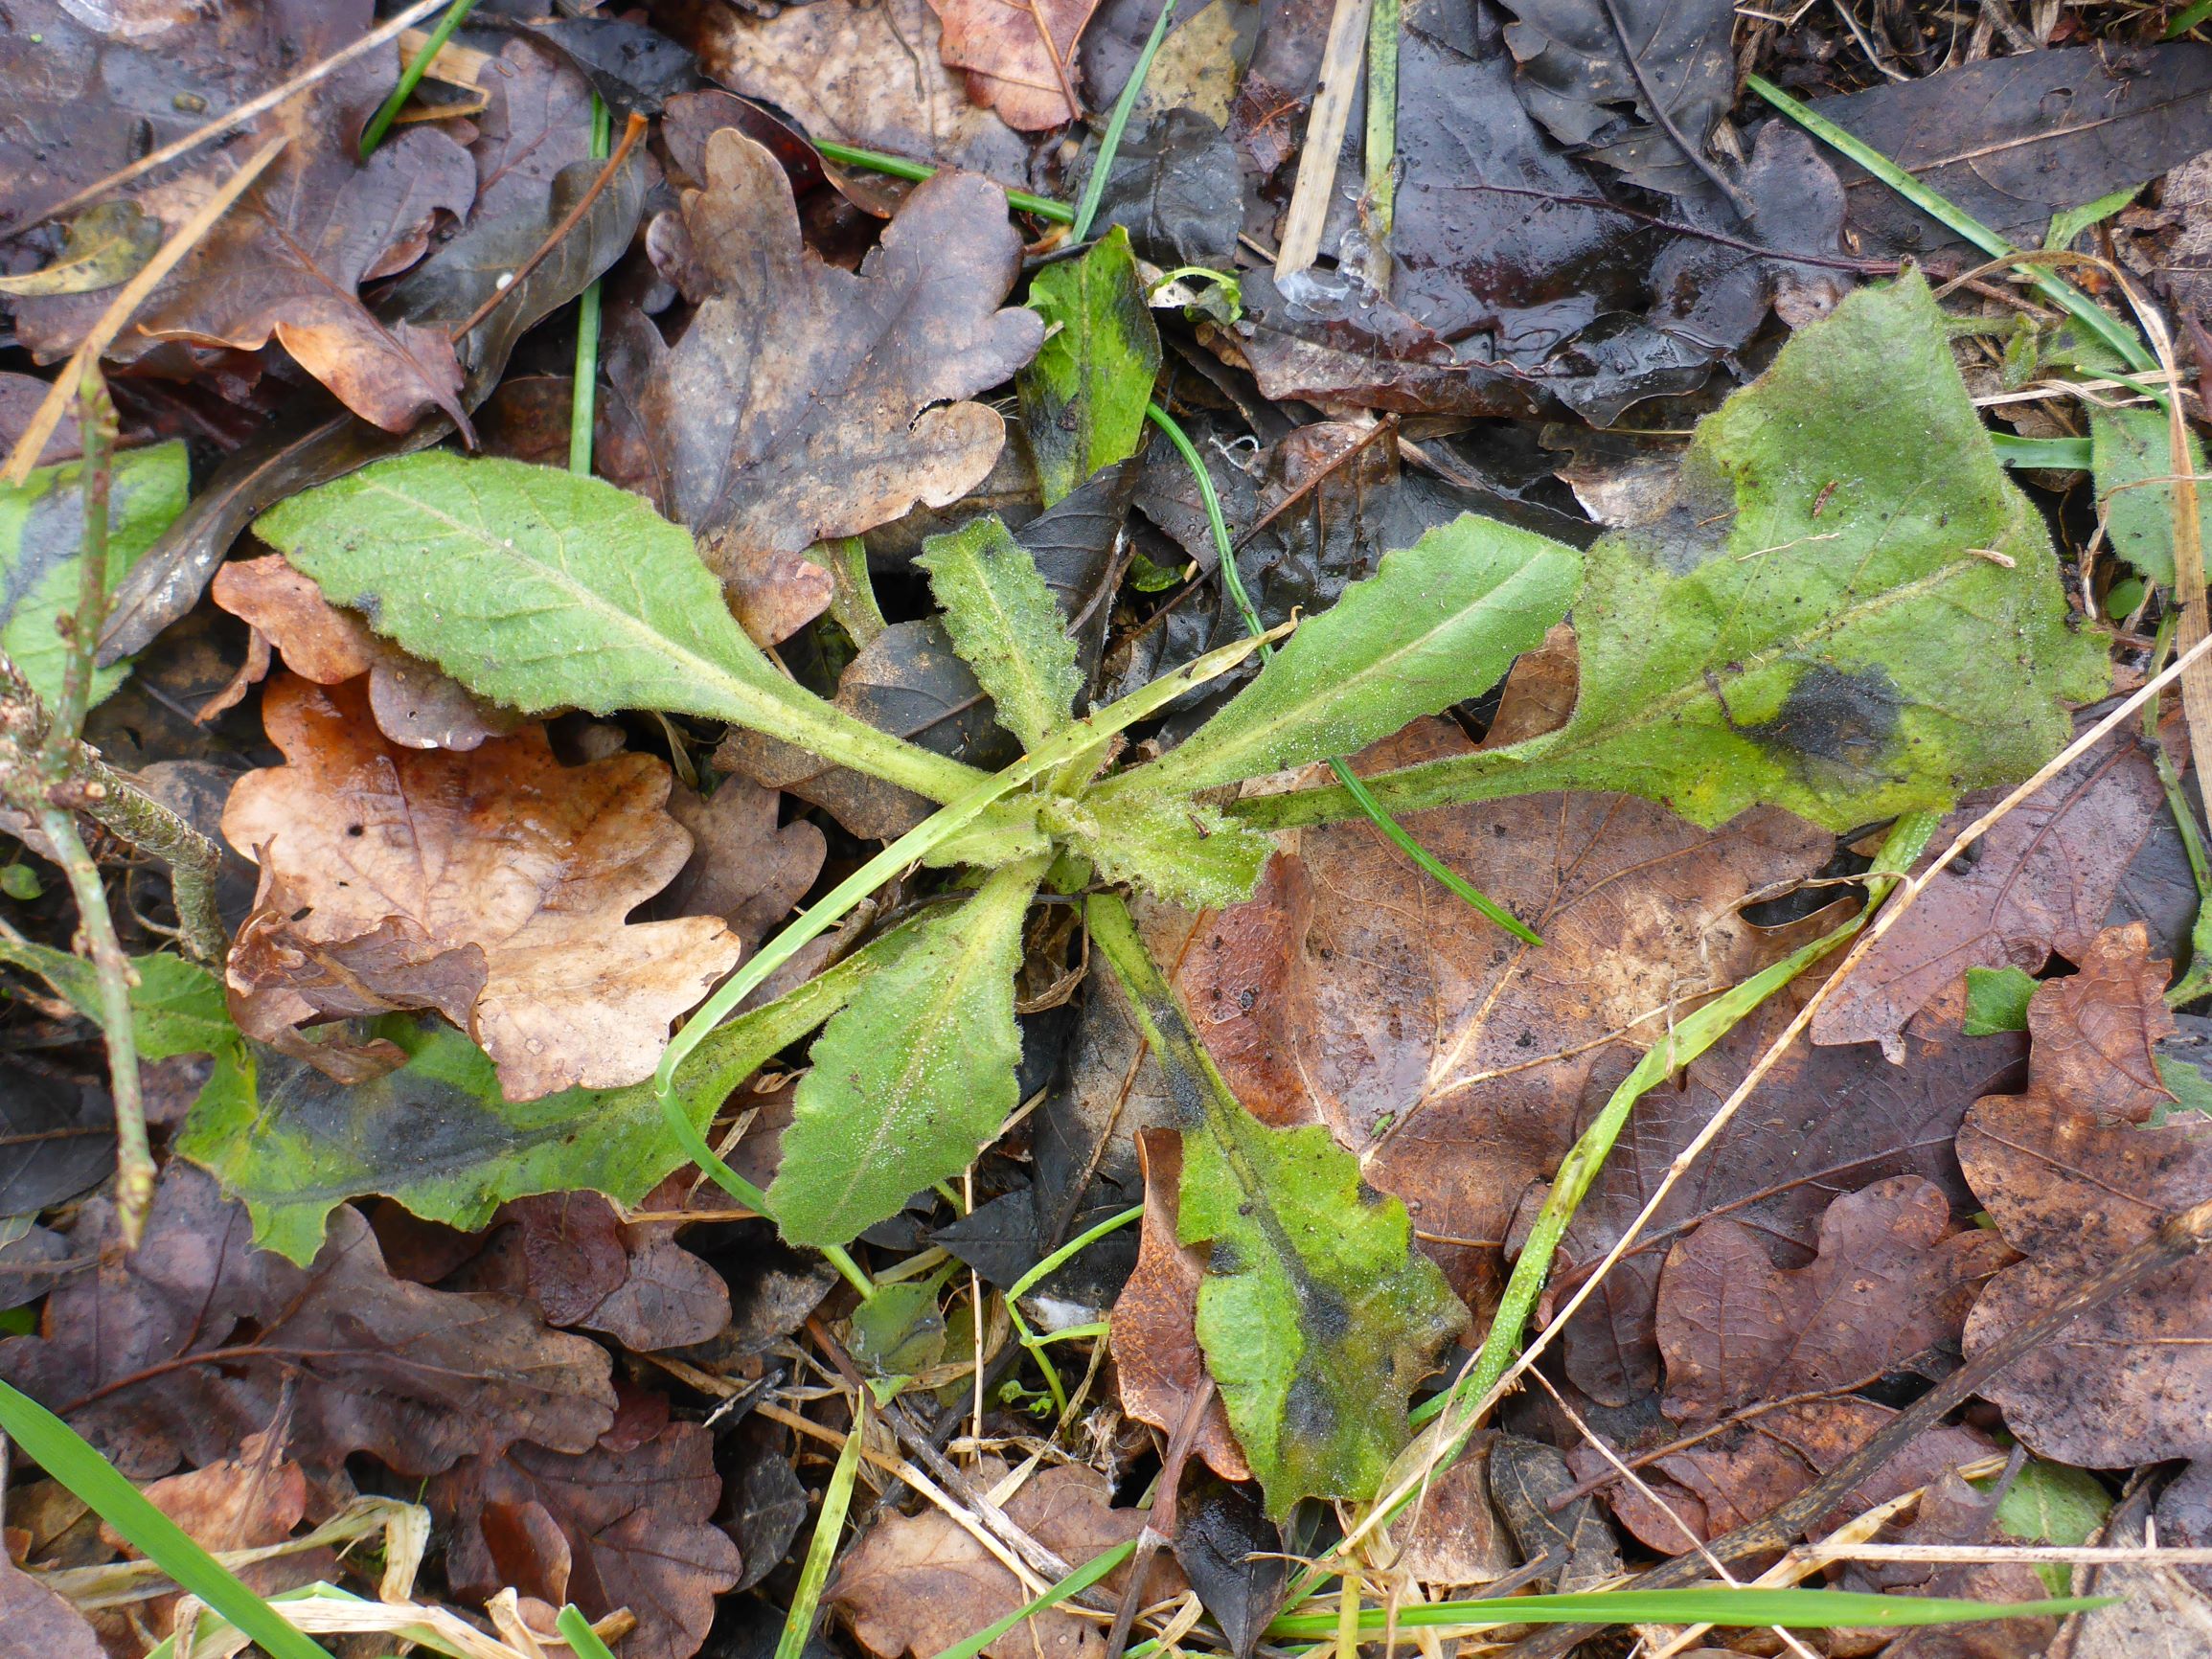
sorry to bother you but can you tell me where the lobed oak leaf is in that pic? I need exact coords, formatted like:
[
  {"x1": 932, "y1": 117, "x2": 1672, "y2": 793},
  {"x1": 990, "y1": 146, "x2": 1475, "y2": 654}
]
[
  {"x1": 221, "y1": 675, "x2": 743, "y2": 1101},
  {"x1": 611, "y1": 127, "x2": 1043, "y2": 644},
  {"x1": 1958, "y1": 923, "x2": 2212, "y2": 1479},
  {"x1": 0, "y1": 1164, "x2": 615, "y2": 1482},
  {"x1": 924, "y1": 0, "x2": 1101, "y2": 129},
  {"x1": 435, "y1": 1412, "x2": 742, "y2": 1659}
]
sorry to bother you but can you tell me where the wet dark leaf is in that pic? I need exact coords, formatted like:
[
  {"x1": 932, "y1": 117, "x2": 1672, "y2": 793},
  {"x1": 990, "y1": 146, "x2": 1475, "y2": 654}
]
[
  {"x1": 1489, "y1": 1434, "x2": 1621, "y2": 1593},
  {"x1": 506, "y1": 14, "x2": 699, "y2": 116},
  {"x1": 0, "y1": 1063, "x2": 112, "y2": 1214},
  {"x1": 1174, "y1": 1474, "x2": 1283, "y2": 1659},
  {"x1": 1082, "y1": 107, "x2": 1243, "y2": 268},
  {"x1": 725, "y1": 1420, "x2": 809, "y2": 1593}
]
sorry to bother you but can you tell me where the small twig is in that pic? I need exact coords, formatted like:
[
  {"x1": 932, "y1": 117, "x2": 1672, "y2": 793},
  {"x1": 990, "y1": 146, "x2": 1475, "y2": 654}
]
[
  {"x1": 1601, "y1": 0, "x2": 1754, "y2": 212},
  {"x1": 1453, "y1": 183, "x2": 1897, "y2": 273},
  {"x1": 1102, "y1": 1376, "x2": 1215, "y2": 1659},
  {"x1": 4, "y1": 138, "x2": 288, "y2": 487},
  {"x1": 447, "y1": 112, "x2": 648, "y2": 343},
  {"x1": 1275, "y1": 0, "x2": 1379, "y2": 279},
  {"x1": 11, "y1": 0, "x2": 447, "y2": 232}
]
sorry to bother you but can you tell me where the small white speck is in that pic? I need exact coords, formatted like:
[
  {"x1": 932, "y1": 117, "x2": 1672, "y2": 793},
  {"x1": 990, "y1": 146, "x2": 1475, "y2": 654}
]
[{"x1": 494, "y1": 272, "x2": 513, "y2": 290}]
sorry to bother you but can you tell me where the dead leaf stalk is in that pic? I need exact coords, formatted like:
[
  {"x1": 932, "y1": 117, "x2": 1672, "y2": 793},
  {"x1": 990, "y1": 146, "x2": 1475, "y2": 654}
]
[{"x1": 1274, "y1": 0, "x2": 1380, "y2": 279}]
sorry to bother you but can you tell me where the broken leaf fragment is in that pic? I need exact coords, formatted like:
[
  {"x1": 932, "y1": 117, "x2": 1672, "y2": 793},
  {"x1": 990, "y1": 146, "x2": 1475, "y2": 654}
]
[{"x1": 220, "y1": 675, "x2": 741, "y2": 1100}]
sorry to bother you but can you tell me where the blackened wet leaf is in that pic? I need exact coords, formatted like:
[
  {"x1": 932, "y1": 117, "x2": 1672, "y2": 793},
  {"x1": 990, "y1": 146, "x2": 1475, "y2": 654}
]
[
  {"x1": 1174, "y1": 1474, "x2": 1284, "y2": 1659},
  {"x1": 506, "y1": 14, "x2": 699, "y2": 116},
  {"x1": 1489, "y1": 1434, "x2": 1622, "y2": 1593},
  {"x1": 726, "y1": 1419, "x2": 810, "y2": 1593},
  {"x1": 1812, "y1": 46, "x2": 2212, "y2": 257},
  {"x1": 1494, "y1": 0, "x2": 1736, "y2": 196},
  {"x1": 0, "y1": 1164, "x2": 616, "y2": 1481},
  {"x1": 436, "y1": 1414, "x2": 742, "y2": 1659},
  {"x1": 0, "y1": 1065, "x2": 111, "y2": 1216},
  {"x1": 1019, "y1": 456, "x2": 1141, "y2": 693},
  {"x1": 613, "y1": 127, "x2": 1043, "y2": 645},
  {"x1": 1081, "y1": 107, "x2": 1244, "y2": 269}
]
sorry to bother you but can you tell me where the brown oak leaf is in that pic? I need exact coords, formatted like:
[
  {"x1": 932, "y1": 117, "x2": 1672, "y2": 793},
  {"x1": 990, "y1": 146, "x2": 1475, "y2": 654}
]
[
  {"x1": 660, "y1": 777, "x2": 827, "y2": 955},
  {"x1": 221, "y1": 675, "x2": 743, "y2": 1100},
  {"x1": 435, "y1": 1412, "x2": 743, "y2": 1659},
  {"x1": 1653, "y1": 1175, "x2": 2016, "y2": 1423},
  {"x1": 1179, "y1": 717, "x2": 1830, "y2": 1317},
  {"x1": 0, "y1": 1556, "x2": 102, "y2": 1659},
  {"x1": 1958, "y1": 922, "x2": 2212, "y2": 1478},
  {"x1": 832, "y1": 1461, "x2": 1184, "y2": 1659},
  {"x1": 924, "y1": 0, "x2": 1100, "y2": 129},
  {"x1": 1834, "y1": 1466, "x2": 2059, "y2": 1659},
  {"x1": 0, "y1": 1165, "x2": 615, "y2": 1481},
  {"x1": 612, "y1": 126, "x2": 1043, "y2": 644},
  {"x1": 207, "y1": 556, "x2": 517, "y2": 751}
]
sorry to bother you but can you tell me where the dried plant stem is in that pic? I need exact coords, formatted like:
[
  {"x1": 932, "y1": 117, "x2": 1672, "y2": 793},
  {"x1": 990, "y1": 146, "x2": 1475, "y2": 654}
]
[{"x1": 1275, "y1": 0, "x2": 1377, "y2": 279}]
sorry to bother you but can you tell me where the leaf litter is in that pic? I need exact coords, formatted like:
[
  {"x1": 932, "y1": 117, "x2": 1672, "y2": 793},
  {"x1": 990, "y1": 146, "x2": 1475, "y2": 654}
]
[{"x1": 3, "y1": 1, "x2": 2212, "y2": 1657}]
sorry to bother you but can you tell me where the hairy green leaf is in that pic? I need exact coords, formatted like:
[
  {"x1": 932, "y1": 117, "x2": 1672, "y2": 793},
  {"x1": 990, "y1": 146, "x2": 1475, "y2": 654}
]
[
  {"x1": 1018, "y1": 228, "x2": 1161, "y2": 505},
  {"x1": 253, "y1": 452, "x2": 985, "y2": 806},
  {"x1": 1039, "y1": 790, "x2": 1273, "y2": 908},
  {"x1": 1962, "y1": 965, "x2": 2039, "y2": 1035},
  {"x1": 772, "y1": 856, "x2": 1050, "y2": 1246},
  {"x1": 1240, "y1": 276, "x2": 2110, "y2": 834},
  {"x1": 180, "y1": 928, "x2": 912, "y2": 1263},
  {"x1": 1, "y1": 442, "x2": 188, "y2": 704},
  {"x1": 1121, "y1": 514, "x2": 1581, "y2": 798},
  {"x1": 1985, "y1": 1457, "x2": 2112, "y2": 1592},
  {"x1": 916, "y1": 516, "x2": 1082, "y2": 750},
  {"x1": 0, "y1": 941, "x2": 240, "y2": 1066},
  {"x1": 2091, "y1": 403, "x2": 2207, "y2": 588},
  {"x1": 1087, "y1": 894, "x2": 1467, "y2": 1518}
]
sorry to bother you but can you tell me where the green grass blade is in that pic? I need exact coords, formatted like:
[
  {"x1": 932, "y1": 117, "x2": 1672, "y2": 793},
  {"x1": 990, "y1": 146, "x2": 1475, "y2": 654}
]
[
  {"x1": 778, "y1": 1397, "x2": 870, "y2": 1659},
  {"x1": 2167, "y1": 0, "x2": 2212, "y2": 35},
  {"x1": 1072, "y1": 0, "x2": 1177, "y2": 242},
  {"x1": 0, "y1": 1380, "x2": 334, "y2": 1659},
  {"x1": 1265, "y1": 1587, "x2": 2108, "y2": 1635},
  {"x1": 360, "y1": 0, "x2": 480, "y2": 157},
  {"x1": 569, "y1": 93, "x2": 613, "y2": 476},
  {"x1": 1142, "y1": 400, "x2": 1539, "y2": 941},
  {"x1": 812, "y1": 140, "x2": 1075, "y2": 223},
  {"x1": 559, "y1": 1603, "x2": 622, "y2": 1659},
  {"x1": 1991, "y1": 432, "x2": 2092, "y2": 469},
  {"x1": 1745, "y1": 74, "x2": 2151, "y2": 373},
  {"x1": 926, "y1": 1539, "x2": 1136, "y2": 1659}
]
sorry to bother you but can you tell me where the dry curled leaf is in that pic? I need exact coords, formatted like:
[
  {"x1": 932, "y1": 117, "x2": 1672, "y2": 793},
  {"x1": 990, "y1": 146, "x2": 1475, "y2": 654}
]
[
  {"x1": 208, "y1": 556, "x2": 517, "y2": 750},
  {"x1": 435, "y1": 1412, "x2": 743, "y2": 1659},
  {"x1": 221, "y1": 675, "x2": 742, "y2": 1100},
  {"x1": 1653, "y1": 1175, "x2": 2015, "y2": 1423},
  {"x1": 1958, "y1": 922, "x2": 2212, "y2": 1483},
  {"x1": 1182, "y1": 718, "x2": 1829, "y2": 1316},
  {"x1": 832, "y1": 1460, "x2": 1184, "y2": 1659},
  {"x1": 0, "y1": 1165, "x2": 615, "y2": 1481},
  {"x1": 613, "y1": 127, "x2": 1043, "y2": 644},
  {"x1": 925, "y1": 0, "x2": 1100, "y2": 129}
]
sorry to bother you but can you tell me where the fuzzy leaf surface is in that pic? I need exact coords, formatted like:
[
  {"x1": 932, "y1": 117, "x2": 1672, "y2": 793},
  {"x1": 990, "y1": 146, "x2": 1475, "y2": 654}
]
[
  {"x1": 1017, "y1": 228, "x2": 1161, "y2": 506},
  {"x1": 916, "y1": 516, "x2": 1083, "y2": 750},
  {"x1": 1241, "y1": 276, "x2": 2111, "y2": 834},
  {"x1": 772, "y1": 857, "x2": 1050, "y2": 1245}
]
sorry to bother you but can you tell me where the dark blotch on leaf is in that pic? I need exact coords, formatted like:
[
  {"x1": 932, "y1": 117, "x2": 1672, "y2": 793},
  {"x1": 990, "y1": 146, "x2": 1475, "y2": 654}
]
[
  {"x1": 1282, "y1": 1373, "x2": 1337, "y2": 1445},
  {"x1": 1748, "y1": 662, "x2": 1907, "y2": 775}
]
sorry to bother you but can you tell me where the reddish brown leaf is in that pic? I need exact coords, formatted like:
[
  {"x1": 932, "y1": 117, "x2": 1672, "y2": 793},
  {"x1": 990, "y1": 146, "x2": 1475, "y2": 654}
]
[
  {"x1": 1654, "y1": 1175, "x2": 2015, "y2": 1423},
  {"x1": 661, "y1": 778, "x2": 828, "y2": 955},
  {"x1": 1557, "y1": 986, "x2": 2027, "y2": 1409},
  {"x1": 0, "y1": 1165, "x2": 615, "y2": 1481},
  {"x1": 210, "y1": 556, "x2": 518, "y2": 751},
  {"x1": 98, "y1": 1429, "x2": 307, "y2": 1558},
  {"x1": 610, "y1": 127, "x2": 1043, "y2": 644},
  {"x1": 1813, "y1": 738, "x2": 2174, "y2": 1050},
  {"x1": 0, "y1": 1556, "x2": 102, "y2": 1659},
  {"x1": 435, "y1": 1414, "x2": 743, "y2": 1659},
  {"x1": 1958, "y1": 922, "x2": 2212, "y2": 1474},
  {"x1": 832, "y1": 1461, "x2": 1184, "y2": 1659},
  {"x1": 221, "y1": 675, "x2": 743, "y2": 1100},
  {"x1": 1180, "y1": 718, "x2": 1830, "y2": 1318},
  {"x1": 1109, "y1": 1128, "x2": 1250, "y2": 1482},
  {"x1": 925, "y1": 0, "x2": 1099, "y2": 128}
]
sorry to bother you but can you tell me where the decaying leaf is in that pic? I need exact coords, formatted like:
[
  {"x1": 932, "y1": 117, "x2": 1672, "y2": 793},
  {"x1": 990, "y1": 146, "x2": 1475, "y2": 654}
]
[
  {"x1": 0, "y1": 1165, "x2": 615, "y2": 1480},
  {"x1": 1654, "y1": 1175, "x2": 2014, "y2": 1423},
  {"x1": 1835, "y1": 1466, "x2": 2062, "y2": 1659},
  {"x1": 926, "y1": 0, "x2": 1100, "y2": 128},
  {"x1": 661, "y1": 777, "x2": 828, "y2": 955},
  {"x1": 220, "y1": 674, "x2": 741, "y2": 1100},
  {"x1": 1958, "y1": 923, "x2": 2212, "y2": 1482},
  {"x1": 1018, "y1": 228, "x2": 1161, "y2": 506},
  {"x1": 615, "y1": 127, "x2": 1044, "y2": 644},
  {"x1": 0, "y1": 1556, "x2": 102, "y2": 1659},
  {"x1": 208, "y1": 555, "x2": 517, "y2": 749},
  {"x1": 1560, "y1": 986, "x2": 2028, "y2": 1408},
  {"x1": 1241, "y1": 276, "x2": 2110, "y2": 837},
  {"x1": 1183, "y1": 718, "x2": 1830, "y2": 1318},
  {"x1": 832, "y1": 1460, "x2": 1184, "y2": 1659},
  {"x1": 436, "y1": 1412, "x2": 742, "y2": 1659},
  {"x1": 1813, "y1": 733, "x2": 2178, "y2": 1049}
]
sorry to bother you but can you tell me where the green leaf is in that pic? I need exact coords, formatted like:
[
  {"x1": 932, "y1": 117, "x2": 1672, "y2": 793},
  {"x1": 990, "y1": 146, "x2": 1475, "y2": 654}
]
[
  {"x1": 2091, "y1": 403, "x2": 2209, "y2": 588},
  {"x1": 1963, "y1": 966, "x2": 2039, "y2": 1035},
  {"x1": 1121, "y1": 513, "x2": 1581, "y2": 797},
  {"x1": 1017, "y1": 227, "x2": 1161, "y2": 505},
  {"x1": 0, "y1": 862, "x2": 40, "y2": 899},
  {"x1": 0, "y1": 441, "x2": 188, "y2": 704},
  {"x1": 1085, "y1": 893, "x2": 1467, "y2": 1518},
  {"x1": 1240, "y1": 276, "x2": 2111, "y2": 835},
  {"x1": 1039, "y1": 789, "x2": 1274, "y2": 908},
  {"x1": 2045, "y1": 183, "x2": 2142, "y2": 251},
  {"x1": 0, "y1": 941, "x2": 239, "y2": 1065},
  {"x1": 1983, "y1": 1457, "x2": 2112, "y2": 1593},
  {"x1": 916, "y1": 516, "x2": 1083, "y2": 750},
  {"x1": 179, "y1": 928, "x2": 909, "y2": 1263},
  {"x1": 252, "y1": 452, "x2": 986, "y2": 807},
  {"x1": 771, "y1": 856, "x2": 1050, "y2": 1246}
]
